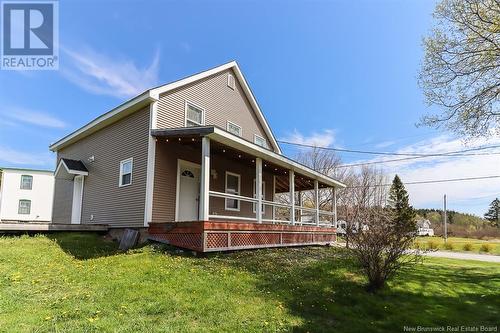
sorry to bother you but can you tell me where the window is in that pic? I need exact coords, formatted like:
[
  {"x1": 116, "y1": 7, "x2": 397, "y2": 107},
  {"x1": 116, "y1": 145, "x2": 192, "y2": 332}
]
[
  {"x1": 18, "y1": 200, "x2": 31, "y2": 214},
  {"x1": 253, "y1": 179, "x2": 266, "y2": 214},
  {"x1": 185, "y1": 101, "x2": 204, "y2": 127},
  {"x1": 119, "y1": 158, "x2": 133, "y2": 187},
  {"x1": 254, "y1": 134, "x2": 267, "y2": 148},
  {"x1": 227, "y1": 73, "x2": 235, "y2": 90},
  {"x1": 227, "y1": 121, "x2": 242, "y2": 137},
  {"x1": 20, "y1": 175, "x2": 33, "y2": 190},
  {"x1": 225, "y1": 172, "x2": 241, "y2": 211}
]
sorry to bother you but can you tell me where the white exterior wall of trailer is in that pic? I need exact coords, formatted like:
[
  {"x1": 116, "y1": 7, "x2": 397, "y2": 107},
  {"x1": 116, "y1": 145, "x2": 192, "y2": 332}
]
[{"x1": 0, "y1": 169, "x2": 54, "y2": 222}]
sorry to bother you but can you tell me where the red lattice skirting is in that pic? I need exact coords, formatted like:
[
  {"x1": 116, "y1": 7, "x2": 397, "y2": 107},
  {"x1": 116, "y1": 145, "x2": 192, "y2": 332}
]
[{"x1": 148, "y1": 221, "x2": 336, "y2": 252}]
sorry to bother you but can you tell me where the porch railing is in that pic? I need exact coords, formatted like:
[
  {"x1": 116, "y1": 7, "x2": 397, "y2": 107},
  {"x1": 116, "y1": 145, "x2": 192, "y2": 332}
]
[{"x1": 208, "y1": 191, "x2": 336, "y2": 227}]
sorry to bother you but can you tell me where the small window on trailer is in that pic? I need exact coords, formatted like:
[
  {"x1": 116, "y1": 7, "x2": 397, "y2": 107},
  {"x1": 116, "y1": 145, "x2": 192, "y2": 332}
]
[{"x1": 18, "y1": 199, "x2": 31, "y2": 214}]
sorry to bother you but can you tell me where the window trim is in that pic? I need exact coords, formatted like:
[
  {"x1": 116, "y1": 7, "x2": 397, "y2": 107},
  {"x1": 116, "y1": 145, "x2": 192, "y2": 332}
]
[
  {"x1": 20, "y1": 175, "x2": 33, "y2": 190},
  {"x1": 18, "y1": 199, "x2": 31, "y2": 215},
  {"x1": 253, "y1": 179, "x2": 266, "y2": 214},
  {"x1": 226, "y1": 121, "x2": 242, "y2": 137},
  {"x1": 119, "y1": 158, "x2": 133, "y2": 187},
  {"x1": 184, "y1": 100, "x2": 205, "y2": 127},
  {"x1": 254, "y1": 134, "x2": 267, "y2": 148},
  {"x1": 225, "y1": 171, "x2": 241, "y2": 211},
  {"x1": 227, "y1": 73, "x2": 235, "y2": 90}
]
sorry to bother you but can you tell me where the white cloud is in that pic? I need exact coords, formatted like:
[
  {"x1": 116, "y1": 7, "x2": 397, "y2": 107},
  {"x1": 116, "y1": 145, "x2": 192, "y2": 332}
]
[
  {"x1": 0, "y1": 146, "x2": 53, "y2": 166},
  {"x1": 374, "y1": 140, "x2": 396, "y2": 149},
  {"x1": 281, "y1": 129, "x2": 336, "y2": 147},
  {"x1": 1, "y1": 107, "x2": 66, "y2": 129},
  {"x1": 61, "y1": 46, "x2": 160, "y2": 98},
  {"x1": 352, "y1": 135, "x2": 500, "y2": 215}
]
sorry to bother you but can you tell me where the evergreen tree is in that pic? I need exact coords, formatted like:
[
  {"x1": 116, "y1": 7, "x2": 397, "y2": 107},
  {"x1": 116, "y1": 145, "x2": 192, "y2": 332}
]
[
  {"x1": 484, "y1": 198, "x2": 500, "y2": 228},
  {"x1": 388, "y1": 175, "x2": 416, "y2": 227}
]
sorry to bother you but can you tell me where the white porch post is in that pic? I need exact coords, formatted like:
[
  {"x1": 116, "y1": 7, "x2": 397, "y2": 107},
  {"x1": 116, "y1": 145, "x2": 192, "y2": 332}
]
[
  {"x1": 272, "y1": 176, "x2": 276, "y2": 223},
  {"x1": 256, "y1": 158, "x2": 263, "y2": 223},
  {"x1": 314, "y1": 180, "x2": 319, "y2": 226},
  {"x1": 289, "y1": 170, "x2": 295, "y2": 225},
  {"x1": 199, "y1": 136, "x2": 210, "y2": 221},
  {"x1": 298, "y1": 191, "x2": 303, "y2": 223},
  {"x1": 333, "y1": 187, "x2": 337, "y2": 228}
]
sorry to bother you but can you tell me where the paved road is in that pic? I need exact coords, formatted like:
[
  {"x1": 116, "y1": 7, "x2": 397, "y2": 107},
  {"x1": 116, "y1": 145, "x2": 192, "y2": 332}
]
[
  {"x1": 423, "y1": 250, "x2": 500, "y2": 263},
  {"x1": 335, "y1": 243, "x2": 499, "y2": 263}
]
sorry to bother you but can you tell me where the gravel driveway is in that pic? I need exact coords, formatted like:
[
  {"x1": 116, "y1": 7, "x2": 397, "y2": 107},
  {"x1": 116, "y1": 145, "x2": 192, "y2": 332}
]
[{"x1": 423, "y1": 251, "x2": 500, "y2": 263}]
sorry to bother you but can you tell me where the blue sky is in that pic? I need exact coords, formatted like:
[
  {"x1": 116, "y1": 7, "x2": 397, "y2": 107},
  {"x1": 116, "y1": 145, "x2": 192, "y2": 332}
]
[{"x1": 0, "y1": 0, "x2": 498, "y2": 216}]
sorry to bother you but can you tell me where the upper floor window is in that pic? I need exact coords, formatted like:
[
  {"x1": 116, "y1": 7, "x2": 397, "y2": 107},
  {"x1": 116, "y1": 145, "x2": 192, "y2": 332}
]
[
  {"x1": 227, "y1": 121, "x2": 242, "y2": 137},
  {"x1": 20, "y1": 175, "x2": 33, "y2": 190},
  {"x1": 185, "y1": 101, "x2": 205, "y2": 127},
  {"x1": 227, "y1": 74, "x2": 235, "y2": 90},
  {"x1": 254, "y1": 134, "x2": 267, "y2": 148},
  {"x1": 18, "y1": 199, "x2": 31, "y2": 214},
  {"x1": 119, "y1": 158, "x2": 133, "y2": 187}
]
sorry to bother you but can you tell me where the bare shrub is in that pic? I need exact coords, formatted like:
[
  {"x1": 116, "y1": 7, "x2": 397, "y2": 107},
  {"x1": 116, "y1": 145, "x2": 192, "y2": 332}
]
[
  {"x1": 480, "y1": 244, "x2": 493, "y2": 253},
  {"x1": 463, "y1": 243, "x2": 473, "y2": 251},
  {"x1": 444, "y1": 242, "x2": 454, "y2": 251},
  {"x1": 427, "y1": 240, "x2": 440, "y2": 250},
  {"x1": 348, "y1": 208, "x2": 421, "y2": 292}
]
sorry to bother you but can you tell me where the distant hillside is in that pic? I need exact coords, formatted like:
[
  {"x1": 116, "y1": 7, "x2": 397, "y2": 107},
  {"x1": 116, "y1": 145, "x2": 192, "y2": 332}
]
[
  {"x1": 415, "y1": 208, "x2": 499, "y2": 239},
  {"x1": 415, "y1": 208, "x2": 486, "y2": 227}
]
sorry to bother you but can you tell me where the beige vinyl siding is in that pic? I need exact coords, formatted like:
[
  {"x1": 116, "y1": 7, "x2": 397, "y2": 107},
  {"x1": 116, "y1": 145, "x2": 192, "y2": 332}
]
[
  {"x1": 152, "y1": 142, "x2": 274, "y2": 223},
  {"x1": 52, "y1": 178, "x2": 73, "y2": 224},
  {"x1": 54, "y1": 107, "x2": 150, "y2": 227},
  {"x1": 157, "y1": 68, "x2": 275, "y2": 152}
]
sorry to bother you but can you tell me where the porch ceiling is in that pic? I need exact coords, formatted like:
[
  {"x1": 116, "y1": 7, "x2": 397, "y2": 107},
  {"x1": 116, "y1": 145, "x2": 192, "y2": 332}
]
[{"x1": 152, "y1": 126, "x2": 346, "y2": 191}]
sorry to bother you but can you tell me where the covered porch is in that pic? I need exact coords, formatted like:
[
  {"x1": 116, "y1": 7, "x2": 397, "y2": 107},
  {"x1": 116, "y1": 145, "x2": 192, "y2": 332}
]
[{"x1": 149, "y1": 126, "x2": 345, "y2": 252}]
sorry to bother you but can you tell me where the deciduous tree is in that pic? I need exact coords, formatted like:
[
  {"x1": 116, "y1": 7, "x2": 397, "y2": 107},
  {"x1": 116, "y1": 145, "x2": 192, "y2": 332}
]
[{"x1": 418, "y1": 0, "x2": 500, "y2": 139}]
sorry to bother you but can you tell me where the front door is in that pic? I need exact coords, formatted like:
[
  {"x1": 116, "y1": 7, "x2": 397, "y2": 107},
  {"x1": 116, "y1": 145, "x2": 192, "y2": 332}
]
[
  {"x1": 71, "y1": 175, "x2": 84, "y2": 224},
  {"x1": 177, "y1": 161, "x2": 201, "y2": 221}
]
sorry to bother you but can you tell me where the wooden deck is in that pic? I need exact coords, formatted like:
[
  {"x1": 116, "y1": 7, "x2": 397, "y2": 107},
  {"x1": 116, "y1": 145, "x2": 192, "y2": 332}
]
[
  {"x1": 148, "y1": 221, "x2": 337, "y2": 252},
  {"x1": 0, "y1": 222, "x2": 109, "y2": 232}
]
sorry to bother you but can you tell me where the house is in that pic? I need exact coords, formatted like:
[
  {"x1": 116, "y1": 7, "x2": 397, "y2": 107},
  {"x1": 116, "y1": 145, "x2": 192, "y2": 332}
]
[
  {"x1": 417, "y1": 219, "x2": 434, "y2": 236},
  {"x1": 50, "y1": 61, "x2": 346, "y2": 252},
  {"x1": 0, "y1": 168, "x2": 54, "y2": 222}
]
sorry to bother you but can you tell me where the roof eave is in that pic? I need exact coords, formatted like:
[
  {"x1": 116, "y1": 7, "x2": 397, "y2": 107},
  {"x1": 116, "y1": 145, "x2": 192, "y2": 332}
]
[{"x1": 49, "y1": 91, "x2": 156, "y2": 152}]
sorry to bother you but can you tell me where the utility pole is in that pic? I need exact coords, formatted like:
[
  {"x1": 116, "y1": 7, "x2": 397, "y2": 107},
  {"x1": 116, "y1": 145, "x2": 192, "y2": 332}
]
[{"x1": 443, "y1": 194, "x2": 448, "y2": 243}]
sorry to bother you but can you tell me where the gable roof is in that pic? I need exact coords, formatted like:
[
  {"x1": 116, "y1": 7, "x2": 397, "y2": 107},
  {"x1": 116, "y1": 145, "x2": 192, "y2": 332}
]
[{"x1": 49, "y1": 61, "x2": 281, "y2": 154}]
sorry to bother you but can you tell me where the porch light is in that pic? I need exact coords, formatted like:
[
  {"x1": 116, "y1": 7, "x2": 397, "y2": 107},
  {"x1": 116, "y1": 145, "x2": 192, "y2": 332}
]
[
  {"x1": 192, "y1": 138, "x2": 195, "y2": 142},
  {"x1": 178, "y1": 138, "x2": 181, "y2": 141},
  {"x1": 166, "y1": 139, "x2": 169, "y2": 142},
  {"x1": 222, "y1": 149, "x2": 226, "y2": 153},
  {"x1": 238, "y1": 154, "x2": 241, "y2": 158}
]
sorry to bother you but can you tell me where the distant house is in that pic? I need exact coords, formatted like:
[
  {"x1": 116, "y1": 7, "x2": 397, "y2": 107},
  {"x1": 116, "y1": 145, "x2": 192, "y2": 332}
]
[
  {"x1": 0, "y1": 168, "x2": 54, "y2": 222},
  {"x1": 416, "y1": 219, "x2": 434, "y2": 236}
]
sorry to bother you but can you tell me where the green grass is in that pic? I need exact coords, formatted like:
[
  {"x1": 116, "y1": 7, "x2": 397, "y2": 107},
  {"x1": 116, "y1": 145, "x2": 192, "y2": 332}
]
[
  {"x1": 0, "y1": 233, "x2": 499, "y2": 332},
  {"x1": 416, "y1": 236, "x2": 500, "y2": 254}
]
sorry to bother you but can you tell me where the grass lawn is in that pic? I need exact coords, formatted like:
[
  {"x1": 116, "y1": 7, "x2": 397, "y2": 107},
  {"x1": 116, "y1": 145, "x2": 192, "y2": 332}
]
[
  {"x1": 416, "y1": 236, "x2": 500, "y2": 255},
  {"x1": 0, "y1": 233, "x2": 499, "y2": 332}
]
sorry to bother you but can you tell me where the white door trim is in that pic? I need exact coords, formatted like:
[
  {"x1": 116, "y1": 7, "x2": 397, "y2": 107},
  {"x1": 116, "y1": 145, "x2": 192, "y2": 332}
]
[
  {"x1": 175, "y1": 159, "x2": 201, "y2": 222},
  {"x1": 71, "y1": 175, "x2": 84, "y2": 224}
]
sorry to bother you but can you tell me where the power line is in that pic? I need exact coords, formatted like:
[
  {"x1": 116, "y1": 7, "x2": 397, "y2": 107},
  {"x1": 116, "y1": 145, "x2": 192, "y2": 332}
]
[
  {"x1": 345, "y1": 175, "x2": 500, "y2": 188},
  {"x1": 279, "y1": 140, "x2": 500, "y2": 157}
]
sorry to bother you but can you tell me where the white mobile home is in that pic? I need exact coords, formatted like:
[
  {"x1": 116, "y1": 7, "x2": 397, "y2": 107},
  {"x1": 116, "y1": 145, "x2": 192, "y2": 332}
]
[{"x1": 0, "y1": 168, "x2": 54, "y2": 222}]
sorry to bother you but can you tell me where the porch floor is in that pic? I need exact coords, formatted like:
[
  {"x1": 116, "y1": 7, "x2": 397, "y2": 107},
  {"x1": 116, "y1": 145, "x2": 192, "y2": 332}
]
[{"x1": 148, "y1": 221, "x2": 337, "y2": 252}]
